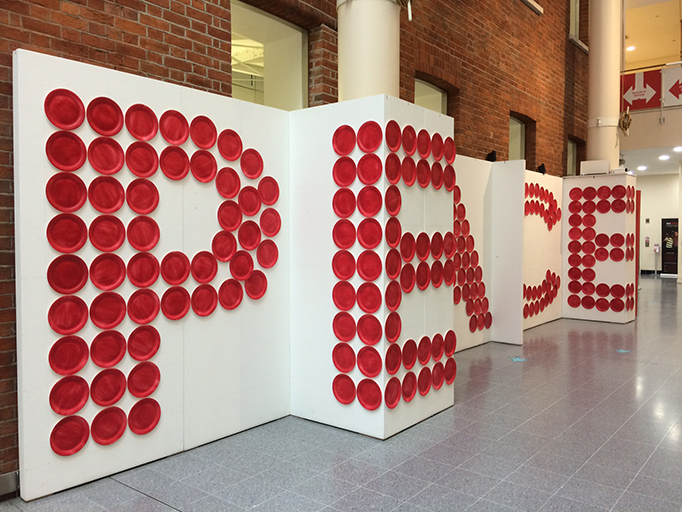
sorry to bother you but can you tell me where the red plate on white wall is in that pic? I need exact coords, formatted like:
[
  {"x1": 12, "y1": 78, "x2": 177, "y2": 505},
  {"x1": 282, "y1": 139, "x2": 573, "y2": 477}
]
[
  {"x1": 161, "y1": 286, "x2": 190, "y2": 320},
  {"x1": 241, "y1": 148, "x2": 264, "y2": 179},
  {"x1": 357, "y1": 346, "x2": 382, "y2": 377},
  {"x1": 126, "y1": 179, "x2": 159, "y2": 215},
  {"x1": 189, "y1": 115, "x2": 217, "y2": 149},
  {"x1": 90, "y1": 215, "x2": 126, "y2": 252},
  {"x1": 333, "y1": 312, "x2": 356, "y2": 342},
  {"x1": 128, "y1": 325, "x2": 160, "y2": 361},
  {"x1": 160, "y1": 146, "x2": 190, "y2": 180},
  {"x1": 127, "y1": 362, "x2": 160, "y2": 398},
  {"x1": 385, "y1": 120, "x2": 401, "y2": 152},
  {"x1": 357, "y1": 379, "x2": 382, "y2": 410},
  {"x1": 332, "y1": 374, "x2": 355, "y2": 404},
  {"x1": 218, "y1": 129, "x2": 243, "y2": 161},
  {"x1": 191, "y1": 284, "x2": 218, "y2": 316},
  {"x1": 49, "y1": 336, "x2": 88, "y2": 376},
  {"x1": 125, "y1": 104, "x2": 158, "y2": 141},
  {"x1": 159, "y1": 110, "x2": 189, "y2": 145},
  {"x1": 128, "y1": 398, "x2": 161, "y2": 435},
  {"x1": 332, "y1": 125, "x2": 356, "y2": 156},
  {"x1": 87, "y1": 97, "x2": 124, "y2": 136},
  {"x1": 91, "y1": 330, "x2": 126, "y2": 368},
  {"x1": 90, "y1": 368, "x2": 126, "y2": 407},
  {"x1": 357, "y1": 121, "x2": 382, "y2": 153},
  {"x1": 90, "y1": 292, "x2": 126, "y2": 329},
  {"x1": 50, "y1": 416, "x2": 89, "y2": 456},
  {"x1": 257, "y1": 239, "x2": 278, "y2": 269},
  {"x1": 218, "y1": 279, "x2": 243, "y2": 310},
  {"x1": 332, "y1": 343, "x2": 356, "y2": 373},
  {"x1": 46, "y1": 131, "x2": 87, "y2": 172},
  {"x1": 46, "y1": 172, "x2": 87, "y2": 213},
  {"x1": 48, "y1": 255, "x2": 88, "y2": 295},
  {"x1": 126, "y1": 142, "x2": 158, "y2": 178},
  {"x1": 127, "y1": 289, "x2": 160, "y2": 325},
  {"x1": 333, "y1": 157, "x2": 356, "y2": 187},
  {"x1": 332, "y1": 281, "x2": 356, "y2": 311},
  {"x1": 50, "y1": 375, "x2": 89, "y2": 415},
  {"x1": 385, "y1": 377, "x2": 401, "y2": 409},
  {"x1": 91, "y1": 407, "x2": 127, "y2": 446},
  {"x1": 45, "y1": 89, "x2": 85, "y2": 130},
  {"x1": 48, "y1": 296, "x2": 88, "y2": 335},
  {"x1": 88, "y1": 176, "x2": 124, "y2": 213}
]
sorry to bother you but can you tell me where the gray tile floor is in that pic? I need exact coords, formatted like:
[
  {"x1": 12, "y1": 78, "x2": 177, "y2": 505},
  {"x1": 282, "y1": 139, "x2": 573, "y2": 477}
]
[{"x1": 5, "y1": 275, "x2": 682, "y2": 511}]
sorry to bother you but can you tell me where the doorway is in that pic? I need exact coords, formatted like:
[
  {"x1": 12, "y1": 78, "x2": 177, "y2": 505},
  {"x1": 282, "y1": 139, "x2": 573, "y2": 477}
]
[{"x1": 661, "y1": 218, "x2": 678, "y2": 275}]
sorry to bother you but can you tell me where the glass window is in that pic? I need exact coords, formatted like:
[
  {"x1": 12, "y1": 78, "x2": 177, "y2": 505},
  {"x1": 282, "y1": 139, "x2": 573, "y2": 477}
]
[
  {"x1": 414, "y1": 79, "x2": 447, "y2": 114},
  {"x1": 567, "y1": 139, "x2": 577, "y2": 176},
  {"x1": 570, "y1": 0, "x2": 580, "y2": 40},
  {"x1": 509, "y1": 117, "x2": 526, "y2": 161}
]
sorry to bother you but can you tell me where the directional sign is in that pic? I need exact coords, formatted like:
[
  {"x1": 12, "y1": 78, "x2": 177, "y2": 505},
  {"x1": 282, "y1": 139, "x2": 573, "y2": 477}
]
[
  {"x1": 621, "y1": 70, "x2": 661, "y2": 111},
  {"x1": 663, "y1": 66, "x2": 682, "y2": 107}
]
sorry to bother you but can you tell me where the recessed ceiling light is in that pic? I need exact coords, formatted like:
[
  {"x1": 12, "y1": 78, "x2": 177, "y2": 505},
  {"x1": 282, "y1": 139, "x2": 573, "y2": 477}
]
[
  {"x1": 659, "y1": 154, "x2": 670, "y2": 161},
  {"x1": 674, "y1": 146, "x2": 682, "y2": 152},
  {"x1": 637, "y1": 165, "x2": 647, "y2": 171},
  {"x1": 626, "y1": 46, "x2": 636, "y2": 51}
]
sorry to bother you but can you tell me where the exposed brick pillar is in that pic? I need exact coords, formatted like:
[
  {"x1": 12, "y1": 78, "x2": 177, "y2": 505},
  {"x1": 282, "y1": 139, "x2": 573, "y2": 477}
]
[{"x1": 308, "y1": 24, "x2": 338, "y2": 106}]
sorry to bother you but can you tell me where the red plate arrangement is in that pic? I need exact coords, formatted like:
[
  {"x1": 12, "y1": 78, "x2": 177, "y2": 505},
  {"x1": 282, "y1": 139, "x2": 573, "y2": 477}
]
[
  {"x1": 416, "y1": 232, "x2": 431, "y2": 261},
  {"x1": 357, "y1": 154, "x2": 382, "y2": 185},
  {"x1": 431, "y1": 162, "x2": 443, "y2": 189},
  {"x1": 444, "y1": 358, "x2": 457, "y2": 384},
  {"x1": 432, "y1": 362, "x2": 444, "y2": 389},
  {"x1": 357, "y1": 250, "x2": 382, "y2": 281},
  {"x1": 45, "y1": 89, "x2": 85, "y2": 130},
  {"x1": 191, "y1": 251, "x2": 218, "y2": 284},
  {"x1": 126, "y1": 179, "x2": 159, "y2": 215},
  {"x1": 258, "y1": 176, "x2": 280, "y2": 206},
  {"x1": 432, "y1": 133, "x2": 444, "y2": 161},
  {"x1": 401, "y1": 232, "x2": 416, "y2": 261},
  {"x1": 127, "y1": 252, "x2": 159, "y2": 288},
  {"x1": 128, "y1": 325, "x2": 160, "y2": 361},
  {"x1": 49, "y1": 336, "x2": 88, "y2": 376},
  {"x1": 385, "y1": 249, "x2": 402, "y2": 280},
  {"x1": 91, "y1": 407, "x2": 127, "y2": 446},
  {"x1": 332, "y1": 312, "x2": 356, "y2": 342},
  {"x1": 245, "y1": 270, "x2": 268, "y2": 299},
  {"x1": 385, "y1": 344, "x2": 401, "y2": 375},
  {"x1": 333, "y1": 219, "x2": 356, "y2": 249},
  {"x1": 87, "y1": 97, "x2": 124, "y2": 136},
  {"x1": 48, "y1": 255, "x2": 88, "y2": 294},
  {"x1": 127, "y1": 289, "x2": 160, "y2": 324},
  {"x1": 418, "y1": 367, "x2": 432, "y2": 396},
  {"x1": 332, "y1": 343, "x2": 356, "y2": 373},
  {"x1": 402, "y1": 125, "x2": 417, "y2": 155},
  {"x1": 332, "y1": 374, "x2": 356, "y2": 404},
  {"x1": 583, "y1": 187, "x2": 597, "y2": 200},
  {"x1": 260, "y1": 209, "x2": 281, "y2": 237},
  {"x1": 333, "y1": 188, "x2": 356, "y2": 218},
  {"x1": 444, "y1": 330, "x2": 456, "y2": 356},
  {"x1": 218, "y1": 279, "x2": 243, "y2": 310},
  {"x1": 385, "y1": 217, "x2": 402, "y2": 248},
  {"x1": 332, "y1": 250, "x2": 355, "y2": 280},
  {"x1": 612, "y1": 184, "x2": 626, "y2": 199},
  {"x1": 357, "y1": 283, "x2": 382, "y2": 313},
  {"x1": 46, "y1": 131, "x2": 87, "y2": 172},
  {"x1": 159, "y1": 110, "x2": 189, "y2": 145},
  {"x1": 444, "y1": 137, "x2": 456, "y2": 163},
  {"x1": 357, "y1": 314, "x2": 382, "y2": 345},
  {"x1": 357, "y1": 121, "x2": 382, "y2": 153},
  {"x1": 241, "y1": 148, "x2": 263, "y2": 179},
  {"x1": 125, "y1": 104, "x2": 158, "y2": 141},
  {"x1": 402, "y1": 339, "x2": 417, "y2": 369},
  {"x1": 126, "y1": 142, "x2": 158, "y2": 178},
  {"x1": 90, "y1": 292, "x2": 126, "y2": 329},
  {"x1": 230, "y1": 250, "x2": 254, "y2": 280},
  {"x1": 50, "y1": 375, "x2": 89, "y2": 415},
  {"x1": 385, "y1": 120, "x2": 401, "y2": 152},
  {"x1": 333, "y1": 157, "x2": 356, "y2": 187},
  {"x1": 357, "y1": 346, "x2": 382, "y2": 377},
  {"x1": 218, "y1": 200, "x2": 243, "y2": 232},
  {"x1": 610, "y1": 298, "x2": 625, "y2": 312},
  {"x1": 385, "y1": 377, "x2": 401, "y2": 409},
  {"x1": 610, "y1": 248, "x2": 624, "y2": 262},
  {"x1": 90, "y1": 215, "x2": 126, "y2": 252},
  {"x1": 88, "y1": 176, "x2": 124, "y2": 213},
  {"x1": 402, "y1": 372, "x2": 417, "y2": 402},
  {"x1": 385, "y1": 153, "x2": 401, "y2": 184},
  {"x1": 610, "y1": 233, "x2": 625, "y2": 247},
  {"x1": 357, "y1": 186, "x2": 382, "y2": 217},
  {"x1": 91, "y1": 370, "x2": 126, "y2": 405},
  {"x1": 128, "y1": 361, "x2": 160, "y2": 398},
  {"x1": 218, "y1": 129, "x2": 243, "y2": 161},
  {"x1": 216, "y1": 167, "x2": 241, "y2": 199},
  {"x1": 191, "y1": 284, "x2": 218, "y2": 316},
  {"x1": 48, "y1": 295, "x2": 88, "y2": 335},
  {"x1": 91, "y1": 330, "x2": 126, "y2": 368},
  {"x1": 161, "y1": 251, "x2": 190, "y2": 285},
  {"x1": 332, "y1": 125, "x2": 356, "y2": 156},
  {"x1": 332, "y1": 281, "x2": 356, "y2": 311},
  {"x1": 402, "y1": 156, "x2": 416, "y2": 186},
  {"x1": 160, "y1": 146, "x2": 190, "y2": 180},
  {"x1": 611, "y1": 199, "x2": 626, "y2": 213},
  {"x1": 46, "y1": 172, "x2": 87, "y2": 212},
  {"x1": 416, "y1": 159, "x2": 430, "y2": 188},
  {"x1": 239, "y1": 186, "x2": 261, "y2": 215},
  {"x1": 400, "y1": 264, "x2": 415, "y2": 292},
  {"x1": 128, "y1": 398, "x2": 161, "y2": 435},
  {"x1": 190, "y1": 115, "x2": 217, "y2": 149},
  {"x1": 357, "y1": 378, "x2": 382, "y2": 410},
  {"x1": 127, "y1": 216, "x2": 160, "y2": 252},
  {"x1": 50, "y1": 416, "x2": 89, "y2": 456},
  {"x1": 385, "y1": 312, "x2": 401, "y2": 343},
  {"x1": 190, "y1": 150, "x2": 218, "y2": 183},
  {"x1": 257, "y1": 239, "x2": 278, "y2": 269},
  {"x1": 416, "y1": 262, "x2": 430, "y2": 290},
  {"x1": 417, "y1": 129, "x2": 431, "y2": 158}
]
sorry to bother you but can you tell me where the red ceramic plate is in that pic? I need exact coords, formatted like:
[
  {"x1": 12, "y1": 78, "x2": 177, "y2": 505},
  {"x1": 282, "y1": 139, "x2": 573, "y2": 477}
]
[
  {"x1": 416, "y1": 261, "x2": 430, "y2": 290},
  {"x1": 610, "y1": 298, "x2": 625, "y2": 312},
  {"x1": 444, "y1": 137, "x2": 456, "y2": 163},
  {"x1": 191, "y1": 284, "x2": 218, "y2": 316},
  {"x1": 357, "y1": 186, "x2": 382, "y2": 217},
  {"x1": 88, "y1": 176, "x2": 124, "y2": 213},
  {"x1": 127, "y1": 252, "x2": 159, "y2": 288},
  {"x1": 610, "y1": 233, "x2": 625, "y2": 247},
  {"x1": 126, "y1": 179, "x2": 159, "y2": 215},
  {"x1": 417, "y1": 129, "x2": 431, "y2": 158},
  {"x1": 597, "y1": 186, "x2": 611, "y2": 200},
  {"x1": 357, "y1": 378, "x2": 382, "y2": 410},
  {"x1": 218, "y1": 129, "x2": 243, "y2": 161},
  {"x1": 332, "y1": 281, "x2": 356, "y2": 311},
  {"x1": 432, "y1": 162, "x2": 443, "y2": 189},
  {"x1": 582, "y1": 254, "x2": 596, "y2": 267},
  {"x1": 230, "y1": 250, "x2": 254, "y2": 281},
  {"x1": 582, "y1": 227, "x2": 595, "y2": 241},
  {"x1": 90, "y1": 215, "x2": 125, "y2": 252},
  {"x1": 611, "y1": 199, "x2": 626, "y2": 213},
  {"x1": 332, "y1": 343, "x2": 356, "y2": 373},
  {"x1": 583, "y1": 187, "x2": 597, "y2": 200},
  {"x1": 583, "y1": 268, "x2": 596, "y2": 281},
  {"x1": 612, "y1": 185, "x2": 626, "y2": 199},
  {"x1": 610, "y1": 248, "x2": 624, "y2": 262},
  {"x1": 45, "y1": 89, "x2": 85, "y2": 130},
  {"x1": 48, "y1": 296, "x2": 88, "y2": 335},
  {"x1": 87, "y1": 97, "x2": 123, "y2": 136},
  {"x1": 568, "y1": 200, "x2": 582, "y2": 214},
  {"x1": 333, "y1": 219, "x2": 356, "y2": 249},
  {"x1": 190, "y1": 115, "x2": 217, "y2": 149},
  {"x1": 444, "y1": 357, "x2": 457, "y2": 384},
  {"x1": 127, "y1": 289, "x2": 160, "y2": 324},
  {"x1": 418, "y1": 336, "x2": 431, "y2": 365},
  {"x1": 357, "y1": 250, "x2": 382, "y2": 281},
  {"x1": 385, "y1": 377, "x2": 401, "y2": 409},
  {"x1": 402, "y1": 156, "x2": 416, "y2": 186},
  {"x1": 333, "y1": 312, "x2": 356, "y2": 342},
  {"x1": 567, "y1": 294, "x2": 581, "y2": 308},
  {"x1": 333, "y1": 157, "x2": 356, "y2": 187},
  {"x1": 90, "y1": 330, "x2": 125, "y2": 368},
  {"x1": 332, "y1": 250, "x2": 355, "y2": 280},
  {"x1": 91, "y1": 407, "x2": 127, "y2": 446},
  {"x1": 444, "y1": 330, "x2": 456, "y2": 356},
  {"x1": 418, "y1": 367, "x2": 432, "y2": 396},
  {"x1": 49, "y1": 336, "x2": 88, "y2": 376},
  {"x1": 239, "y1": 186, "x2": 262, "y2": 216},
  {"x1": 190, "y1": 150, "x2": 217, "y2": 183},
  {"x1": 125, "y1": 104, "x2": 158, "y2": 141},
  {"x1": 218, "y1": 279, "x2": 243, "y2": 310},
  {"x1": 596, "y1": 298, "x2": 610, "y2": 312},
  {"x1": 582, "y1": 200, "x2": 596, "y2": 214},
  {"x1": 402, "y1": 372, "x2": 417, "y2": 402},
  {"x1": 245, "y1": 270, "x2": 267, "y2": 300},
  {"x1": 596, "y1": 200, "x2": 610, "y2": 214},
  {"x1": 416, "y1": 233, "x2": 431, "y2": 261},
  {"x1": 190, "y1": 251, "x2": 218, "y2": 284},
  {"x1": 160, "y1": 146, "x2": 190, "y2": 180},
  {"x1": 46, "y1": 172, "x2": 87, "y2": 212},
  {"x1": 128, "y1": 361, "x2": 160, "y2": 398},
  {"x1": 402, "y1": 339, "x2": 417, "y2": 369},
  {"x1": 161, "y1": 252, "x2": 190, "y2": 285},
  {"x1": 357, "y1": 314, "x2": 382, "y2": 345},
  {"x1": 238, "y1": 221, "x2": 262, "y2": 251},
  {"x1": 583, "y1": 214, "x2": 596, "y2": 228},
  {"x1": 332, "y1": 374, "x2": 356, "y2": 404},
  {"x1": 568, "y1": 214, "x2": 582, "y2": 227},
  {"x1": 161, "y1": 286, "x2": 190, "y2": 320},
  {"x1": 48, "y1": 255, "x2": 88, "y2": 294},
  {"x1": 385, "y1": 217, "x2": 402, "y2": 248},
  {"x1": 357, "y1": 282, "x2": 382, "y2": 313},
  {"x1": 90, "y1": 292, "x2": 126, "y2": 329},
  {"x1": 569, "y1": 187, "x2": 582, "y2": 200},
  {"x1": 385, "y1": 344, "x2": 401, "y2": 375},
  {"x1": 402, "y1": 125, "x2": 417, "y2": 155},
  {"x1": 357, "y1": 346, "x2": 382, "y2": 377},
  {"x1": 386, "y1": 313, "x2": 402, "y2": 343},
  {"x1": 128, "y1": 325, "x2": 160, "y2": 361},
  {"x1": 401, "y1": 232, "x2": 416, "y2": 261},
  {"x1": 127, "y1": 216, "x2": 160, "y2": 251},
  {"x1": 582, "y1": 282, "x2": 595, "y2": 295},
  {"x1": 431, "y1": 261, "x2": 444, "y2": 287},
  {"x1": 568, "y1": 241, "x2": 582, "y2": 254},
  {"x1": 385, "y1": 250, "x2": 402, "y2": 280},
  {"x1": 385, "y1": 120, "x2": 401, "y2": 152},
  {"x1": 215, "y1": 168, "x2": 240, "y2": 199},
  {"x1": 257, "y1": 239, "x2": 279, "y2": 269},
  {"x1": 611, "y1": 285, "x2": 625, "y2": 298},
  {"x1": 568, "y1": 280, "x2": 582, "y2": 294},
  {"x1": 432, "y1": 362, "x2": 444, "y2": 389},
  {"x1": 357, "y1": 121, "x2": 382, "y2": 153},
  {"x1": 50, "y1": 375, "x2": 89, "y2": 415},
  {"x1": 416, "y1": 159, "x2": 430, "y2": 188},
  {"x1": 50, "y1": 416, "x2": 89, "y2": 456},
  {"x1": 258, "y1": 176, "x2": 280, "y2": 206},
  {"x1": 218, "y1": 200, "x2": 243, "y2": 232},
  {"x1": 357, "y1": 154, "x2": 382, "y2": 185},
  {"x1": 46, "y1": 131, "x2": 87, "y2": 172},
  {"x1": 241, "y1": 148, "x2": 263, "y2": 179},
  {"x1": 128, "y1": 398, "x2": 161, "y2": 435},
  {"x1": 159, "y1": 110, "x2": 189, "y2": 145},
  {"x1": 443, "y1": 164, "x2": 455, "y2": 191},
  {"x1": 333, "y1": 188, "x2": 356, "y2": 219},
  {"x1": 260, "y1": 208, "x2": 281, "y2": 237},
  {"x1": 332, "y1": 125, "x2": 356, "y2": 156},
  {"x1": 400, "y1": 264, "x2": 415, "y2": 292},
  {"x1": 126, "y1": 141, "x2": 158, "y2": 178},
  {"x1": 432, "y1": 133, "x2": 444, "y2": 161}
]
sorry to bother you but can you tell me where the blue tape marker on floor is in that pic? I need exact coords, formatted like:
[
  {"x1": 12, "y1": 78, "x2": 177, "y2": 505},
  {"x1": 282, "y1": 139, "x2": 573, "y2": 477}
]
[
  {"x1": 509, "y1": 356, "x2": 527, "y2": 362},
  {"x1": 616, "y1": 349, "x2": 631, "y2": 353}
]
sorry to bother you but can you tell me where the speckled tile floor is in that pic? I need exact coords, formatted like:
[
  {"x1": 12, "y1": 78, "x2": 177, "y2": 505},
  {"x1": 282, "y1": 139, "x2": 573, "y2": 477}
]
[{"x1": 5, "y1": 276, "x2": 682, "y2": 511}]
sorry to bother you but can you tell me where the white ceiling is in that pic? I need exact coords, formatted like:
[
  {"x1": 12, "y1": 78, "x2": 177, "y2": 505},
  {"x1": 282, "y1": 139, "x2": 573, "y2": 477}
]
[
  {"x1": 625, "y1": 0, "x2": 680, "y2": 69},
  {"x1": 621, "y1": 146, "x2": 682, "y2": 176}
]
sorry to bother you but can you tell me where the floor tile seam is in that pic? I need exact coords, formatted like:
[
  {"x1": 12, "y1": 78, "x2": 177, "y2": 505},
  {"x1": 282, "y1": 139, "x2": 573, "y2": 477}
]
[
  {"x1": 474, "y1": 474, "x2": 554, "y2": 512},
  {"x1": 285, "y1": 487, "x2": 341, "y2": 509},
  {"x1": 607, "y1": 489, "x2": 682, "y2": 512},
  {"x1": 106, "y1": 478, "x2": 183, "y2": 511}
]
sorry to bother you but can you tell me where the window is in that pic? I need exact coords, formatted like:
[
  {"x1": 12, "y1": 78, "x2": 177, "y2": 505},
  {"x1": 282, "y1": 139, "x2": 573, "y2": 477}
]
[
  {"x1": 414, "y1": 79, "x2": 447, "y2": 115},
  {"x1": 231, "y1": 1, "x2": 307, "y2": 110},
  {"x1": 567, "y1": 140, "x2": 578, "y2": 176},
  {"x1": 521, "y1": 0, "x2": 543, "y2": 15},
  {"x1": 569, "y1": 0, "x2": 588, "y2": 52},
  {"x1": 509, "y1": 117, "x2": 526, "y2": 161}
]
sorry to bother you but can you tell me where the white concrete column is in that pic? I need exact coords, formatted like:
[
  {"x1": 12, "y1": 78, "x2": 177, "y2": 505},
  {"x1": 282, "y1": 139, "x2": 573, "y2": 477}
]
[
  {"x1": 586, "y1": 0, "x2": 621, "y2": 169},
  {"x1": 678, "y1": 163, "x2": 682, "y2": 284},
  {"x1": 337, "y1": 0, "x2": 400, "y2": 101}
]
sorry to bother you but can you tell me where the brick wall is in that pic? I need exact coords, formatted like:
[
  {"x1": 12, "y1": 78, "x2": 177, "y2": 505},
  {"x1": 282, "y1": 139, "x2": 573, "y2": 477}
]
[{"x1": 0, "y1": 0, "x2": 588, "y2": 487}]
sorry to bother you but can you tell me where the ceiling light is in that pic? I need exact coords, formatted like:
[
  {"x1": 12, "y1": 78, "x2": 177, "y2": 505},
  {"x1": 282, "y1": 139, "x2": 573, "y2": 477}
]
[
  {"x1": 659, "y1": 154, "x2": 670, "y2": 161},
  {"x1": 626, "y1": 46, "x2": 636, "y2": 51},
  {"x1": 674, "y1": 146, "x2": 682, "y2": 152},
  {"x1": 637, "y1": 165, "x2": 647, "y2": 171}
]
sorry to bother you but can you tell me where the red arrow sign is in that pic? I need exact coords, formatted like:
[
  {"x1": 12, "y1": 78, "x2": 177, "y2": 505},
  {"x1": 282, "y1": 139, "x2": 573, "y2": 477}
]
[{"x1": 670, "y1": 80, "x2": 682, "y2": 100}]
